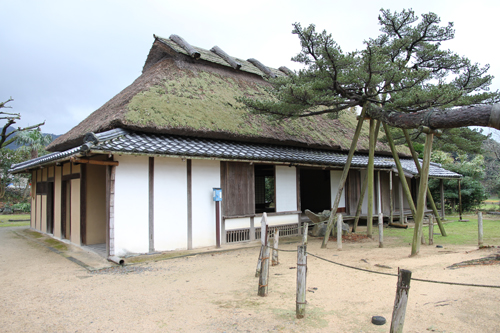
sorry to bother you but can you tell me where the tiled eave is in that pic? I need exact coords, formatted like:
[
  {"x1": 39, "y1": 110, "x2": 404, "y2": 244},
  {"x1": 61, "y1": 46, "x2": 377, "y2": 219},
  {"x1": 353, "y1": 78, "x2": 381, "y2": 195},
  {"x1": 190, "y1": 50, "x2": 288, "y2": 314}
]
[{"x1": 10, "y1": 128, "x2": 462, "y2": 179}]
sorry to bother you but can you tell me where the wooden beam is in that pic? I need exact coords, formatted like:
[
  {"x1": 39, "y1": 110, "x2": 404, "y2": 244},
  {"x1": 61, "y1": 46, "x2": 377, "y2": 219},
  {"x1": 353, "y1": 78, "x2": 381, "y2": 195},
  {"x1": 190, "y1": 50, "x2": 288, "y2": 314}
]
[
  {"x1": 149, "y1": 157, "x2": 155, "y2": 253},
  {"x1": 80, "y1": 164, "x2": 87, "y2": 245},
  {"x1": 187, "y1": 159, "x2": 192, "y2": 250},
  {"x1": 70, "y1": 157, "x2": 119, "y2": 166}
]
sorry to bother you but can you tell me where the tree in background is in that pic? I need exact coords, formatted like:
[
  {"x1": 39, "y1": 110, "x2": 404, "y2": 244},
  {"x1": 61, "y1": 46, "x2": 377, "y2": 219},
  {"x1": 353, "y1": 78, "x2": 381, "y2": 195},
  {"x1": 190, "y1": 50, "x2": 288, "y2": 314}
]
[
  {"x1": 429, "y1": 152, "x2": 488, "y2": 212},
  {"x1": 241, "y1": 8, "x2": 500, "y2": 254},
  {"x1": 1, "y1": 98, "x2": 45, "y2": 149},
  {"x1": 15, "y1": 129, "x2": 52, "y2": 159}
]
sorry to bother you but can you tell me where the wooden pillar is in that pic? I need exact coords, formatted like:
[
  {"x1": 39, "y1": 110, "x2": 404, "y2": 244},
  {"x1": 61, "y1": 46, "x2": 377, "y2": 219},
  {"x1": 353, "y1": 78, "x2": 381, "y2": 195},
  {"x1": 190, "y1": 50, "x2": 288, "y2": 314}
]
[
  {"x1": 337, "y1": 214, "x2": 342, "y2": 250},
  {"x1": 458, "y1": 179, "x2": 463, "y2": 221},
  {"x1": 378, "y1": 212, "x2": 384, "y2": 248},
  {"x1": 376, "y1": 170, "x2": 382, "y2": 214},
  {"x1": 390, "y1": 170, "x2": 394, "y2": 225},
  {"x1": 302, "y1": 222, "x2": 309, "y2": 245},
  {"x1": 367, "y1": 118, "x2": 376, "y2": 238},
  {"x1": 428, "y1": 215, "x2": 434, "y2": 245},
  {"x1": 478, "y1": 212, "x2": 484, "y2": 247},
  {"x1": 148, "y1": 157, "x2": 154, "y2": 253},
  {"x1": 257, "y1": 245, "x2": 270, "y2": 297},
  {"x1": 187, "y1": 159, "x2": 192, "y2": 250},
  {"x1": 399, "y1": 180, "x2": 404, "y2": 223},
  {"x1": 80, "y1": 164, "x2": 87, "y2": 245},
  {"x1": 411, "y1": 132, "x2": 433, "y2": 256},
  {"x1": 296, "y1": 245, "x2": 307, "y2": 318},
  {"x1": 250, "y1": 216, "x2": 255, "y2": 241},
  {"x1": 440, "y1": 179, "x2": 445, "y2": 220},
  {"x1": 322, "y1": 106, "x2": 367, "y2": 248}
]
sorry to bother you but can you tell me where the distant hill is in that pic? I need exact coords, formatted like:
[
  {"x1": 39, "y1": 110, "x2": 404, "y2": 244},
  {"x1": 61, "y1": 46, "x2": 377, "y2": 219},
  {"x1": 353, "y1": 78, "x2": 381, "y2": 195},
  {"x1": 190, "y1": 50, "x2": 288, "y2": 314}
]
[{"x1": 3, "y1": 127, "x2": 60, "y2": 150}]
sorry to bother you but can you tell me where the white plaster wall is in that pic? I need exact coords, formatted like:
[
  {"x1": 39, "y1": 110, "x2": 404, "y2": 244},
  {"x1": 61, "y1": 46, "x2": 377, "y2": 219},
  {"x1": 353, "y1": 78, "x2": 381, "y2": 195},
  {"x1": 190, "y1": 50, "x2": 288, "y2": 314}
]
[
  {"x1": 192, "y1": 160, "x2": 220, "y2": 248},
  {"x1": 330, "y1": 170, "x2": 346, "y2": 208},
  {"x1": 275, "y1": 166, "x2": 297, "y2": 212},
  {"x1": 225, "y1": 217, "x2": 251, "y2": 230},
  {"x1": 154, "y1": 157, "x2": 188, "y2": 251},
  {"x1": 267, "y1": 214, "x2": 299, "y2": 226},
  {"x1": 114, "y1": 155, "x2": 149, "y2": 256}
]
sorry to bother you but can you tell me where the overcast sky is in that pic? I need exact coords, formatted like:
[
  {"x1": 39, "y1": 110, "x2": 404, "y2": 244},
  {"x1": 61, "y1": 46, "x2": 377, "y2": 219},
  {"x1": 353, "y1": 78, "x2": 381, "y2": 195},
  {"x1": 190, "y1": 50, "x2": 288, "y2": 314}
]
[{"x1": 2, "y1": 0, "x2": 500, "y2": 138}]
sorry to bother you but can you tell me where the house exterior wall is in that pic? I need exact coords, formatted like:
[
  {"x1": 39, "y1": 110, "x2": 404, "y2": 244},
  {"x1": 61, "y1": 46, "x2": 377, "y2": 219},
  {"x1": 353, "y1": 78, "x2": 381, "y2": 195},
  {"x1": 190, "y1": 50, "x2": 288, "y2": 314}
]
[
  {"x1": 191, "y1": 159, "x2": 220, "y2": 248},
  {"x1": 154, "y1": 157, "x2": 188, "y2": 251},
  {"x1": 70, "y1": 178, "x2": 81, "y2": 245},
  {"x1": 30, "y1": 170, "x2": 36, "y2": 229},
  {"x1": 330, "y1": 170, "x2": 346, "y2": 209},
  {"x1": 275, "y1": 165, "x2": 297, "y2": 213},
  {"x1": 114, "y1": 155, "x2": 149, "y2": 256},
  {"x1": 53, "y1": 165, "x2": 62, "y2": 238},
  {"x1": 86, "y1": 164, "x2": 106, "y2": 245}
]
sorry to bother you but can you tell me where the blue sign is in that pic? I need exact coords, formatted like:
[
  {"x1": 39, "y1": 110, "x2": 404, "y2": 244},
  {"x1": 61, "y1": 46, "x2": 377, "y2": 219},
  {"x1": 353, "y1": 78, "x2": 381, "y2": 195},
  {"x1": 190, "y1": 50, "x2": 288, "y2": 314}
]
[{"x1": 213, "y1": 188, "x2": 222, "y2": 202}]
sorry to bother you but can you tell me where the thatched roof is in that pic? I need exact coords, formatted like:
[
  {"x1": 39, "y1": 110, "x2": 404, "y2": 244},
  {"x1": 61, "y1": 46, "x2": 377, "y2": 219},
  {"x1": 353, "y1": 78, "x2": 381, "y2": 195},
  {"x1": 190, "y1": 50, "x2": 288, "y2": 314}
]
[{"x1": 47, "y1": 34, "x2": 408, "y2": 156}]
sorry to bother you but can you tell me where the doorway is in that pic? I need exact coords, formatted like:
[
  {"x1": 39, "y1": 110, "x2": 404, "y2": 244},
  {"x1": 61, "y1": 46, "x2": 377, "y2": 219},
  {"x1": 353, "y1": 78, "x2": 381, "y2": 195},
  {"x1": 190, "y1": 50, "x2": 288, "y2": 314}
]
[{"x1": 299, "y1": 168, "x2": 331, "y2": 213}]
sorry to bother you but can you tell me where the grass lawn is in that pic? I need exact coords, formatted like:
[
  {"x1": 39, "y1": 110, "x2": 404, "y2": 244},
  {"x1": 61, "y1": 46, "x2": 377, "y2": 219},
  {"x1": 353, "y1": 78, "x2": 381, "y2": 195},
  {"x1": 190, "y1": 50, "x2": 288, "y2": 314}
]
[
  {"x1": 0, "y1": 214, "x2": 31, "y2": 227},
  {"x1": 382, "y1": 213, "x2": 500, "y2": 247}
]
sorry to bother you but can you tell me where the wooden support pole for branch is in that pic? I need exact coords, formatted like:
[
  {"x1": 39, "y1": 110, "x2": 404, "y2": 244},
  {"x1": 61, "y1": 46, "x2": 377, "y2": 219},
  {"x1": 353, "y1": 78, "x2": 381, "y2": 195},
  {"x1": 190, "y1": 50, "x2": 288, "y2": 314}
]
[
  {"x1": 378, "y1": 212, "x2": 384, "y2": 248},
  {"x1": 478, "y1": 212, "x2": 484, "y2": 247},
  {"x1": 296, "y1": 245, "x2": 307, "y2": 319},
  {"x1": 367, "y1": 118, "x2": 376, "y2": 238},
  {"x1": 411, "y1": 132, "x2": 433, "y2": 256},
  {"x1": 258, "y1": 245, "x2": 270, "y2": 297},
  {"x1": 390, "y1": 269, "x2": 412, "y2": 333},
  {"x1": 428, "y1": 215, "x2": 434, "y2": 245},
  {"x1": 322, "y1": 106, "x2": 367, "y2": 248},
  {"x1": 383, "y1": 123, "x2": 417, "y2": 222},
  {"x1": 403, "y1": 129, "x2": 446, "y2": 236},
  {"x1": 272, "y1": 228, "x2": 279, "y2": 266},
  {"x1": 337, "y1": 214, "x2": 343, "y2": 250}
]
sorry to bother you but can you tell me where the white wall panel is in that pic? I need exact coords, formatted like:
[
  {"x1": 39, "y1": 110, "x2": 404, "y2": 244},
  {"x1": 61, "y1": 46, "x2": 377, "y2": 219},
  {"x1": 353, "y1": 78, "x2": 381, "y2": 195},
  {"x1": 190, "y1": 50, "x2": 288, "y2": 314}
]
[
  {"x1": 267, "y1": 214, "x2": 299, "y2": 226},
  {"x1": 330, "y1": 170, "x2": 346, "y2": 208},
  {"x1": 276, "y1": 166, "x2": 297, "y2": 212},
  {"x1": 192, "y1": 160, "x2": 220, "y2": 248},
  {"x1": 154, "y1": 157, "x2": 188, "y2": 251},
  {"x1": 114, "y1": 155, "x2": 149, "y2": 256},
  {"x1": 225, "y1": 217, "x2": 251, "y2": 230}
]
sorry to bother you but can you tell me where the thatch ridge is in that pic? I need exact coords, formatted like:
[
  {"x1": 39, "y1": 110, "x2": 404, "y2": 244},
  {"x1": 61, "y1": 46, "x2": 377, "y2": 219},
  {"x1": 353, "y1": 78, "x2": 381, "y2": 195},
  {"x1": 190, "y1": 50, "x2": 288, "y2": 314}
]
[{"x1": 47, "y1": 36, "x2": 410, "y2": 156}]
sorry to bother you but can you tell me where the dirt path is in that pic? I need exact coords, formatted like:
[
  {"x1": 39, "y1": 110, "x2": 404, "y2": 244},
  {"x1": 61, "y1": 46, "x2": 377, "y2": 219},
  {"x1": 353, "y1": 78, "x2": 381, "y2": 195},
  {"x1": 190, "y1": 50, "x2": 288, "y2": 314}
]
[{"x1": 1, "y1": 226, "x2": 500, "y2": 332}]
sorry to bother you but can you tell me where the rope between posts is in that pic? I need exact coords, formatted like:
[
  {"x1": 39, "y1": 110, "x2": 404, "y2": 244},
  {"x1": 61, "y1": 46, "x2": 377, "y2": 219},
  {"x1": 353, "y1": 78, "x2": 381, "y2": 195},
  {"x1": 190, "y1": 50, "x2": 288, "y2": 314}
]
[
  {"x1": 261, "y1": 240, "x2": 500, "y2": 289},
  {"x1": 306, "y1": 252, "x2": 500, "y2": 289}
]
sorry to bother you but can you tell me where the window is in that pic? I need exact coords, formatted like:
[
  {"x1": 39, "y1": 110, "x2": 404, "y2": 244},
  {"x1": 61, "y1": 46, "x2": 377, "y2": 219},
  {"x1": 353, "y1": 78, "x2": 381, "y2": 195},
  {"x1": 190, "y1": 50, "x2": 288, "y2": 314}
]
[{"x1": 255, "y1": 164, "x2": 275, "y2": 213}]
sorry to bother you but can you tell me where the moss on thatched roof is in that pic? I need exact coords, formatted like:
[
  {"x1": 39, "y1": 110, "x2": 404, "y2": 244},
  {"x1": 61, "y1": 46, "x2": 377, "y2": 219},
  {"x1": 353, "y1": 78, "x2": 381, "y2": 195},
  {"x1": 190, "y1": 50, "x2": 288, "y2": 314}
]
[{"x1": 48, "y1": 35, "x2": 409, "y2": 156}]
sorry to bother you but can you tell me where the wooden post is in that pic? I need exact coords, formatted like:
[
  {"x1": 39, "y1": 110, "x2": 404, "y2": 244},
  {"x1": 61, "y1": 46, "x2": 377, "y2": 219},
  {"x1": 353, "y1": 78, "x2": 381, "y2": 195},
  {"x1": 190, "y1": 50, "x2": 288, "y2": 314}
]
[
  {"x1": 337, "y1": 214, "x2": 343, "y2": 250},
  {"x1": 322, "y1": 106, "x2": 367, "y2": 248},
  {"x1": 390, "y1": 269, "x2": 412, "y2": 333},
  {"x1": 258, "y1": 245, "x2": 270, "y2": 296},
  {"x1": 390, "y1": 170, "x2": 394, "y2": 225},
  {"x1": 428, "y1": 215, "x2": 434, "y2": 245},
  {"x1": 440, "y1": 179, "x2": 445, "y2": 220},
  {"x1": 411, "y1": 132, "x2": 433, "y2": 256},
  {"x1": 255, "y1": 213, "x2": 268, "y2": 277},
  {"x1": 302, "y1": 222, "x2": 309, "y2": 246},
  {"x1": 399, "y1": 181, "x2": 405, "y2": 223},
  {"x1": 420, "y1": 220, "x2": 425, "y2": 245},
  {"x1": 378, "y1": 212, "x2": 384, "y2": 248},
  {"x1": 367, "y1": 118, "x2": 376, "y2": 238},
  {"x1": 458, "y1": 179, "x2": 463, "y2": 221},
  {"x1": 478, "y1": 211, "x2": 484, "y2": 247},
  {"x1": 403, "y1": 129, "x2": 447, "y2": 236},
  {"x1": 296, "y1": 245, "x2": 307, "y2": 318},
  {"x1": 272, "y1": 228, "x2": 279, "y2": 266}
]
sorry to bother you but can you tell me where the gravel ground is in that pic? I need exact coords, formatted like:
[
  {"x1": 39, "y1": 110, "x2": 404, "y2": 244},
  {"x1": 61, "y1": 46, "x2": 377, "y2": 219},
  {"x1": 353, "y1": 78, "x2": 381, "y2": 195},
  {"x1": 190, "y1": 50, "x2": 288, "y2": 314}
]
[{"x1": 1, "y1": 226, "x2": 500, "y2": 332}]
